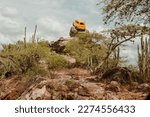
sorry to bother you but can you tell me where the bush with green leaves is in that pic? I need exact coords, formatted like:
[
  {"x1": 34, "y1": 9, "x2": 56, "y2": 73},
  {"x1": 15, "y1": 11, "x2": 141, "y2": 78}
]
[
  {"x1": 0, "y1": 40, "x2": 67, "y2": 78},
  {"x1": 0, "y1": 42, "x2": 39, "y2": 76},
  {"x1": 46, "y1": 52, "x2": 68, "y2": 70},
  {"x1": 65, "y1": 33, "x2": 108, "y2": 68}
]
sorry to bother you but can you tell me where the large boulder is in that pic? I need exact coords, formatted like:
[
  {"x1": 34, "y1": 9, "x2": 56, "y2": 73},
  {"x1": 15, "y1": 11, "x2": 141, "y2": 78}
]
[
  {"x1": 49, "y1": 37, "x2": 77, "y2": 65},
  {"x1": 49, "y1": 37, "x2": 77, "y2": 53},
  {"x1": 101, "y1": 67, "x2": 132, "y2": 84}
]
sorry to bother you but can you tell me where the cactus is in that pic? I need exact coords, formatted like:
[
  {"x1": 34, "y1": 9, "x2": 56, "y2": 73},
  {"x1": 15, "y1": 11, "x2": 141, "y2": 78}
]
[
  {"x1": 24, "y1": 27, "x2": 27, "y2": 48},
  {"x1": 32, "y1": 25, "x2": 37, "y2": 44},
  {"x1": 137, "y1": 34, "x2": 150, "y2": 81}
]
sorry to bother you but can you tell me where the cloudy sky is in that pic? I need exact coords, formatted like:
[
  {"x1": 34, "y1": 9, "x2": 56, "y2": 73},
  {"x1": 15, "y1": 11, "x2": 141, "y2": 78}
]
[
  {"x1": 0, "y1": 0, "x2": 105, "y2": 43},
  {"x1": 0, "y1": 0, "x2": 140, "y2": 65}
]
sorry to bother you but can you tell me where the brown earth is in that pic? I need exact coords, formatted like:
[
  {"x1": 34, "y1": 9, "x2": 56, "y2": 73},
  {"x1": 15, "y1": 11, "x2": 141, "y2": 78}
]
[{"x1": 0, "y1": 68, "x2": 149, "y2": 100}]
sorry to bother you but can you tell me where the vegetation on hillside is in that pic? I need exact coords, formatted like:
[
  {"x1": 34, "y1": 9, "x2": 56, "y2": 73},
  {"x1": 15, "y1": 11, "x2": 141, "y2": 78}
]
[
  {"x1": 0, "y1": 40, "x2": 67, "y2": 78},
  {"x1": 97, "y1": 0, "x2": 150, "y2": 82},
  {"x1": 0, "y1": 1, "x2": 149, "y2": 84},
  {"x1": 65, "y1": 33, "x2": 107, "y2": 68}
]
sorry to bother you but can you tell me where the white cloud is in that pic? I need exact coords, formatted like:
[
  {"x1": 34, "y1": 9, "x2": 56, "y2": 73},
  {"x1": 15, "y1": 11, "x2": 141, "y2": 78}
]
[
  {"x1": 0, "y1": 32, "x2": 11, "y2": 44},
  {"x1": 0, "y1": 0, "x2": 103, "y2": 42},
  {"x1": 37, "y1": 17, "x2": 64, "y2": 34},
  {"x1": 120, "y1": 40, "x2": 140, "y2": 65},
  {"x1": 0, "y1": 6, "x2": 23, "y2": 43},
  {"x1": 0, "y1": 16, "x2": 21, "y2": 35},
  {"x1": 0, "y1": 7, "x2": 18, "y2": 18},
  {"x1": 36, "y1": 17, "x2": 67, "y2": 39}
]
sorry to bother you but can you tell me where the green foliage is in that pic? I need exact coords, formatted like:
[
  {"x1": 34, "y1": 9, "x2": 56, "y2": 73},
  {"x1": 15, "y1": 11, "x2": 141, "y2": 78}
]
[
  {"x1": 0, "y1": 40, "x2": 67, "y2": 78},
  {"x1": 38, "y1": 40, "x2": 50, "y2": 47},
  {"x1": 0, "y1": 42, "x2": 40, "y2": 76},
  {"x1": 99, "y1": 0, "x2": 150, "y2": 25},
  {"x1": 65, "y1": 33, "x2": 108, "y2": 68},
  {"x1": 113, "y1": 25, "x2": 150, "y2": 37},
  {"x1": 25, "y1": 64, "x2": 49, "y2": 77},
  {"x1": 65, "y1": 79, "x2": 79, "y2": 91},
  {"x1": 46, "y1": 53, "x2": 68, "y2": 70}
]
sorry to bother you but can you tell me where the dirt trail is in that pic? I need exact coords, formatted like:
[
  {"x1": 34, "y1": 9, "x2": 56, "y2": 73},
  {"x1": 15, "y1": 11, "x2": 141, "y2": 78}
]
[{"x1": 0, "y1": 68, "x2": 149, "y2": 100}]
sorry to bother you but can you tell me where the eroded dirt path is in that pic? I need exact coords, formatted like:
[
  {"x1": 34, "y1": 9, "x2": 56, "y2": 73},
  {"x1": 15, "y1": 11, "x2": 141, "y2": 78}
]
[{"x1": 0, "y1": 68, "x2": 149, "y2": 100}]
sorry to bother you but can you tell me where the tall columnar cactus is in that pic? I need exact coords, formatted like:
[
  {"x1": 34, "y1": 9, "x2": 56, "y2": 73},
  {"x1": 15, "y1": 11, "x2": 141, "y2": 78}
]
[
  {"x1": 137, "y1": 34, "x2": 150, "y2": 81},
  {"x1": 24, "y1": 27, "x2": 27, "y2": 48},
  {"x1": 32, "y1": 25, "x2": 37, "y2": 44}
]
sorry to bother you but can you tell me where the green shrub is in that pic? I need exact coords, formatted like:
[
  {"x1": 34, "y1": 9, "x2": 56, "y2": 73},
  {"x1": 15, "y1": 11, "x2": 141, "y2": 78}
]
[
  {"x1": 65, "y1": 33, "x2": 108, "y2": 68},
  {"x1": 0, "y1": 43, "x2": 39, "y2": 76},
  {"x1": 46, "y1": 53, "x2": 68, "y2": 69},
  {"x1": 0, "y1": 40, "x2": 67, "y2": 78},
  {"x1": 65, "y1": 79, "x2": 79, "y2": 91}
]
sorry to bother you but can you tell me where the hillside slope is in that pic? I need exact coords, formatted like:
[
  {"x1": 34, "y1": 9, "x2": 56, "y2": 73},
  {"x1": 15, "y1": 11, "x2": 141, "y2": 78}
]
[
  {"x1": 0, "y1": 67, "x2": 149, "y2": 100},
  {"x1": 0, "y1": 36, "x2": 150, "y2": 100}
]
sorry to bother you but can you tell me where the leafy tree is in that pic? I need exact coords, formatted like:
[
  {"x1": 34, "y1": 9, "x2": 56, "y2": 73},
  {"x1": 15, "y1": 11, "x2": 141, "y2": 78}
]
[
  {"x1": 98, "y1": 0, "x2": 150, "y2": 81},
  {"x1": 97, "y1": 0, "x2": 150, "y2": 70},
  {"x1": 98, "y1": 25, "x2": 149, "y2": 65},
  {"x1": 64, "y1": 33, "x2": 118, "y2": 70},
  {"x1": 98, "y1": 0, "x2": 150, "y2": 25}
]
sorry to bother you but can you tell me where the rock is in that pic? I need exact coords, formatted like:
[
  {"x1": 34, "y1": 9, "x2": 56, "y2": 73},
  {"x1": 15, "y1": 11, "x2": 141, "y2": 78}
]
[
  {"x1": 140, "y1": 83, "x2": 149, "y2": 88},
  {"x1": 69, "y1": 26, "x2": 78, "y2": 37},
  {"x1": 67, "y1": 92, "x2": 77, "y2": 100},
  {"x1": 78, "y1": 86, "x2": 90, "y2": 96},
  {"x1": 49, "y1": 37, "x2": 77, "y2": 54},
  {"x1": 137, "y1": 83, "x2": 150, "y2": 92},
  {"x1": 132, "y1": 82, "x2": 139, "y2": 86},
  {"x1": 0, "y1": 68, "x2": 149, "y2": 100},
  {"x1": 0, "y1": 76, "x2": 26, "y2": 100},
  {"x1": 49, "y1": 38, "x2": 67, "y2": 53},
  {"x1": 131, "y1": 82, "x2": 139, "y2": 89},
  {"x1": 105, "y1": 81, "x2": 120, "y2": 92},
  {"x1": 110, "y1": 81, "x2": 119, "y2": 87},
  {"x1": 24, "y1": 86, "x2": 51, "y2": 100},
  {"x1": 101, "y1": 67, "x2": 132, "y2": 84},
  {"x1": 145, "y1": 93, "x2": 150, "y2": 100},
  {"x1": 0, "y1": 81, "x2": 2, "y2": 86},
  {"x1": 103, "y1": 91, "x2": 119, "y2": 100},
  {"x1": 62, "y1": 55, "x2": 76, "y2": 64}
]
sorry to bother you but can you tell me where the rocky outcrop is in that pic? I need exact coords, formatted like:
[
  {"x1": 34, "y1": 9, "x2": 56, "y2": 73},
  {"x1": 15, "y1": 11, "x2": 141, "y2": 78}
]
[
  {"x1": 49, "y1": 37, "x2": 77, "y2": 65},
  {"x1": 0, "y1": 68, "x2": 149, "y2": 100},
  {"x1": 49, "y1": 37, "x2": 77, "y2": 54},
  {"x1": 0, "y1": 76, "x2": 26, "y2": 99},
  {"x1": 101, "y1": 67, "x2": 133, "y2": 84}
]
